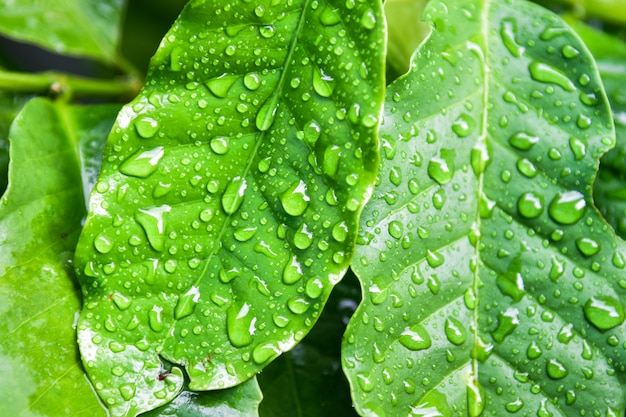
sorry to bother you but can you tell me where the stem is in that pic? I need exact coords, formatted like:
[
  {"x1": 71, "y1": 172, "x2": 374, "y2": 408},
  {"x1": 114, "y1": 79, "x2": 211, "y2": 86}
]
[{"x1": 0, "y1": 69, "x2": 142, "y2": 101}]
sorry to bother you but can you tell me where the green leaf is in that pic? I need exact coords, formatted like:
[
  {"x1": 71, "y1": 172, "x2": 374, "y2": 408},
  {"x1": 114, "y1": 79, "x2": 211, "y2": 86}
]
[
  {"x1": 571, "y1": 21, "x2": 626, "y2": 238},
  {"x1": 0, "y1": 97, "x2": 119, "y2": 417},
  {"x1": 344, "y1": 0, "x2": 626, "y2": 416},
  {"x1": 0, "y1": 92, "x2": 31, "y2": 194},
  {"x1": 258, "y1": 271, "x2": 360, "y2": 417},
  {"x1": 142, "y1": 377, "x2": 262, "y2": 417},
  {"x1": 74, "y1": 0, "x2": 385, "y2": 415},
  {"x1": 0, "y1": 0, "x2": 126, "y2": 63}
]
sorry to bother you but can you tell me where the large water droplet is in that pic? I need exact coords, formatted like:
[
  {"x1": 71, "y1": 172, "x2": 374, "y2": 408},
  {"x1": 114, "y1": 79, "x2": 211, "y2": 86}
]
[
  {"x1": 428, "y1": 153, "x2": 454, "y2": 185},
  {"x1": 467, "y1": 377, "x2": 485, "y2": 417},
  {"x1": 210, "y1": 136, "x2": 230, "y2": 155},
  {"x1": 148, "y1": 306, "x2": 164, "y2": 332},
  {"x1": 548, "y1": 191, "x2": 586, "y2": 225},
  {"x1": 280, "y1": 180, "x2": 310, "y2": 216},
  {"x1": 360, "y1": 8, "x2": 377, "y2": 30},
  {"x1": 583, "y1": 296, "x2": 625, "y2": 330},
  {"x1": 451, "y1": 113, "x2": 476, "y2": 137},
  {"x1": 526, "y1": 341, "x2": 542, "y2": 359},
  {"x1": 320, "y1": 6, "x2": 341, "y2": 26},
  {"x1": 119, "y1": 146, "x2": 164, "y2": 178},
  {"x1": 496, "y1": 272, "x2": 525, "y2": 302},
  {"x1": 444, "y1": 317, "x2": 467, "y2": 345},
  {"x1": 252, "y1": 343, "x2": 280, "y2": 364},
  {"x1": 517, "y1": 191, "x2": 544, "y2": 219},
  {"x1": 283, "y1": 256, "x2": 303, "y2": 284},
  {"x1": 134, "y1": 116, "x2": 160, "y2": 139},
  {"x1": 174, "y1": 286, "x2": 200, "y2": 319},
  {"x1": 136, "y1": 205, "x2": 171, "y2": 251},
  {"x1": 323, "y1": 145, "x2": 341, "y2": 177},
  {"x1": 509, "y1": 132, "x2": 539, "y2": 151},
  {"x1": 94, "y1": 233, "x2": 114, "y2": 254},
  {"x1": 227, "y1": 303, "x2": 254, "y2": 347},
  {"x1": 313, "y1": 67, "x2": 335, "y2": 98},
  {"x1": 399, "y1": 324, "x2": 432, "y2": 351},
  {"x1": 529, "y1": 61, "x2": 575, "y2": 91},
  {"x1": 222, "y1": 177, "x2": 247, "y2": 215},
  {"x1": 500, "y1": 18, "x2": 524, "y2": 57},
  {"x1": 576, "y1": 237, "x2": 600, "y2": 257},
  {"x1": 491, "y1": 308, "x2": 519, "y2": 343},
  {"x1": 206, "y1": 74, "x2": 238, "y2": 98},
  {"x1": 546, "y1": 359, "x2": 569, "y2": 379},
  {"x1": 294, "y1": 223, "x2": 313, "y2": 249},
  {"x1": 256, "y1": 97, "x2": 278, "y2": 131}
]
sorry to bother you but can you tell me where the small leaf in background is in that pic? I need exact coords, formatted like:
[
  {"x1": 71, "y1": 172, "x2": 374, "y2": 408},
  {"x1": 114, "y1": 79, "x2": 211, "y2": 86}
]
[
  {"x1": 0, "y1": 0, "x2": 127, "y2": 63},
  {"x1": 74, "y1": 0, "x2": 385, "y2": 415},
  {"x1": 258, "y1": 271, "x2": 361, "y2": 417},
  {"x1": 344, "y1": 0, "x2": 626, "y2": 416},
  {"x1": 0, "y1": 92, "x2": 31, "y2": 194},
  {"x1": 0, "y1": 97, "x2": 119, "y2": 417}
]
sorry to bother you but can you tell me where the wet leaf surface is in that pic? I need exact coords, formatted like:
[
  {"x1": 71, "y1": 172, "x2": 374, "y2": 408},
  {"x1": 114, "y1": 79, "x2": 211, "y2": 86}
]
[
  {"x1": 74, "y1": 0, "x2": 385, "y2": 415},
  {"x1": 344, "y1": 0, "x2": 626, "y2": 415}
]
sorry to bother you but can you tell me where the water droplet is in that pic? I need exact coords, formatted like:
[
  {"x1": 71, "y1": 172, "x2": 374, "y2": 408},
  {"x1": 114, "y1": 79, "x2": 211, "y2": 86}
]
[
  {"x1": 148, "y1": 306, "x2": 164, "y2": 332},
  {"x1": 451, "y1": 113, "x2": 475, "y2": 137},
  {"x1": 136, "y1": 205, "x2": 171, "y2": 251},
  {"x1": 323, "y1": 145, "x2": 341, "y2": 177},
  {"x1": 509, "y1": 132, "x2": 539, "y2": 151},
  {"x1": 287, "y1": 297, "x2": 310, "y2": 314},
  {"x1": 562, "y1": 44, "x2": 580, "y2": 59},
  {"x1": 445, "y1": 317, "x2": 467, "y2": 345},
  {"x1": 222, "y1": 177, "x2": 247, "y2": 215},
  {"x1": 388, "y1": 220, "x2": 403, "y2": 240},
  {"x1": 356, "y1": 372, "x2": 374, "y2": 392},
  {"x1": 529, "y1": 61, "x2": 575, "y2": 91},
  {"x1": 584, "y1": 296, "x2": 625, "y2": 330},
  {"x1": 389, "y1": 166, "x2": 402, "y2": 186},
  {"x1": 516, "y1": 158, "x2": 537, "y2": 177},
  {"x1": 546, "y1": 359, "x2": 569, "y2": 379},
  {"x1": 527, "y1": 341, "x2": 542, "y2": 359},
  {"x1": 576, "y1": 237, "x2": 600, "y2": 257},
  {"x1": 256, "y1": 96, "x2": 278, "y2": 131},
  {"x1": 428, "y1": 153, "x2": 454, "y2": 185},
  {"x1": 174, "y1": 286, "x2": 200, "y2": 319},
  {"x1": 517, "y1": 191, "x2": 544, "y2": 219},
  {"x1": 505, "y1": 398, "x2": 524, "y2": 413},
  {"x1": 94, "y1": 233, "x2": 113, "y2": 254},
  {"x1": 293, "y1": 223, "x2": 313, "y2": 250},
  {"x1": 557, "y1": 323, "x2": 575, "y2": 344},
  {"x1": 471, "y1": 142, "x2": 491, "y2": 175},
  {"x1": 305, "y1": 277, "x2": 323, "y2": 299},
  {"x1": 496, "y1": 272, "x2": 525, "y2": 302},
  {"x1": 548, "y1": 191, "x2": 586, "y2": 225},
  {"x1": 491, "y1": 308, "x2": 519, "y2": 343},
  {"x1": 243, "y1": 73, "x2": 261, "y2": 90},
  {"x1": 320, "y1": 6, "x2": 341, "y2": 26},
  {"x1": 210, "y1": 136, "x2": 230, "y2": 154},
  {"x1": 577, "y1": 114, "x2": 592, "y2": 129},
  {"x1": 360, "y1": 8, "x2": 376, "y2": 30},
  {"x1": 313, "y1": 67, "x2": 335, "y2": 97},
  {"x1": 234, "y1": 227, "x2": 257, "y2": 242},
  {"x1": 303, "y1": 120, "x2": 321, "y2": 145},
  {"x1": 283, "y1": 256, "x2": 303, "y2": 284},
  {"x1": 399, "y1": 324, "x2": 431, "y2": 351},
  {"x1": 119, "y1": 146, "x2": 165, "y2": 178},
  {"x1": 280, "y1": 180, "x2": 310, "y2": 216},
  {"x1": 569, "y1": 137, "x2": 587, "y2": 160},
  {"x1": 252, "y1": 343, "x2": 280, "y2": 364},
  {"x1": 206, "y1": 74, "x2": 238, "y2": 98},
  {"x1": 135, "y1": 116, "x2": 159, "y2": 138},
  {"x1": 119, "y1": 384, "x2": 136, "y2": 401},
  {"x1": 227, "y1": 303, "x2": 254, "y2": 347},
  {"x1": 549, "y1": 257, "x2": 565, "y2": 282},
  {"x1": 500, "y1": 18, "x2": 524, "y2": 57}
]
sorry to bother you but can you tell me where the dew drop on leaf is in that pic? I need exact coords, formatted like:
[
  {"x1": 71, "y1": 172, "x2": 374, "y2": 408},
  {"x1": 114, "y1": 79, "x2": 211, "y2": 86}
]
[
  {"x1": 398, "y1": 324, "x2": 432, "y2": 351},
  {"x1": 546, "y1": 359, "x2": 569, "y2": 380},
  {"x1": 134, "y1": 116, "x2": 160, "y2": 139},
  {"x1": 280, "y1": 180, "x2": 310, "y2": 216},
  {"x1": 517, "y1": 191, "x2": 544, "y2": 219},
  {"x1": 227, "y1": 303, "x2": 254, "y2": 348},
  {"x1": 508, "y1": 131, "x2": 539, "y2": 151},
  {"x1": 548, "y1": 191, "x2": 586, "y2": 225},
  {"x1": 221, "y1": 176, "x2": 247, "y2": 215},
  {"x1": 583, "y1": 296, "x2": 625, "y2": 331},
  {"x1": 529, "y1": 61, "x2": 575, "y2": 91},
  {"x1": 119, "y1": 146, "x2": 165, "y2": 178}
]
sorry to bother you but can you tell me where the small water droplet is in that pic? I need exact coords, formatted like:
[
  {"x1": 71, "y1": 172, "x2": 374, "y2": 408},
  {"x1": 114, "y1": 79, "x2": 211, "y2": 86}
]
[
  {"x1": 280, "y1": 180, "x2": 310, "y2": 216},
  {"x1": 584, "y1": 296, "x2": 625, "y2": 330},
  {"x1": 119, "y1": 384, "x2": 136, "y2": 401},
  {"x1": 546, "y1": 359, "x2": 569, "y2": 379},
  {"x1": 527, "y1": 341, "x2": 542, "y2": 359},
  {"x1": 256, "y1": 97, "x2": 278, "y2": 131},
  {"x1": 119, "y1": 146, "x2": 164, "y2": 178},
  {"x1": 451, "y1": 113, "x2": 475, "y2": 137},
  {"x1": 548, "y1": 191, "x2": 586, "y2": 225},
  {"x1": 222, "y1": 177, "x2": 247, "y2": 215},
  {"x1": 388, "y1": 220, "x2": 403, "y2": 240},
  {"x1": 356, "y1": 372, "x2": 374, "y2": 392},
  {"x1": 399, "y1": 324, "x2": 431, "y2": 351},
  {"x1": 562, "y1": 44, "x2": 580, "y2": 59},
  {"x1": 505, "y1": 398, "x2": 524, "y2": 413},
  {"x1": 576, "y1": 237, "x2": 600, "y2": 257}
]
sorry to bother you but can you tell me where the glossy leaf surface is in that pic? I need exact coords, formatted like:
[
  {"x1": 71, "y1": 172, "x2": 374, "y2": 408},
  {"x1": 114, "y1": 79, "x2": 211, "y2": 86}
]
[
  {"x1": 0, "y1": 0, "x2": 126, "y2": 62},
  {"x1": 74, "y1": 0, "x2": 384, "y2": 415},
  {"x1": 0, "y1": 92, "x2": 30, "y2": 194},
  {"x1": 344, "y1": 0, "x2": 626, "y2": 416},
  {"x1": 0, "y1": 98, "x2": 119, "y2": 417}
]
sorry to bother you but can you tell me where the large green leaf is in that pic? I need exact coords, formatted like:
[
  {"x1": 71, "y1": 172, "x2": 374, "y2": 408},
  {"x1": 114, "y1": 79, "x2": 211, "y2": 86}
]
[
  {"x1": 0, "y1": 97, "x2": 118, "y2": 417},
  {"x1": 344, "y1": 0, "x2": 626, "y2": 416},
  {"x1": 0, "y1": 0, "x2": 126, "y2": 63},
  {"x1": 74, "y1": 0, "x2": 385, "y2": 415},
  {"x1": 258, "y1": 271, "x2": 361, "y2": 417},
  {"x1": 0, "y1": 92, "x2": 30, "y2": 194}
]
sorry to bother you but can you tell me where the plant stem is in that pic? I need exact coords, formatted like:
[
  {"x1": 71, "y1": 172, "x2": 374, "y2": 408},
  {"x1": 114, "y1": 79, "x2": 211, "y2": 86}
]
[{"x1": 0, "y1": 69, "x2": 141, "y2": 101}]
